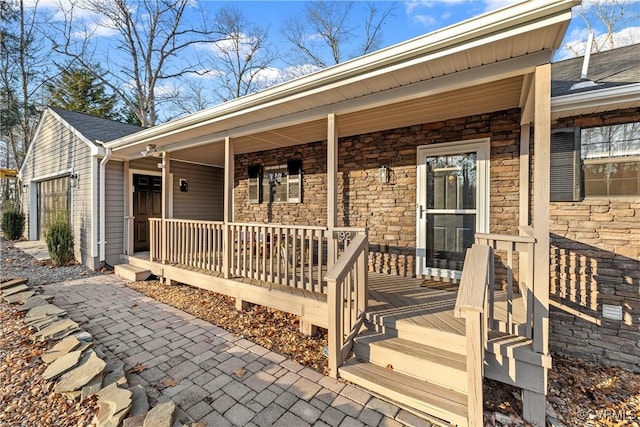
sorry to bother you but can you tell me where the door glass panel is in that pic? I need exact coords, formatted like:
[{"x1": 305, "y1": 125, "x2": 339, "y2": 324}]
[
  {"x1": 426, "y1": 213, "x2": 475, "y2": 271},
  {"x1": 425, "y1": 152, "x2": 477, "y2": 272}
]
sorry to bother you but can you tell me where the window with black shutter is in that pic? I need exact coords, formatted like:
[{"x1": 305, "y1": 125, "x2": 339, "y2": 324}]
[
  {"x1": 550, "y1": 128, "x2": 581, "y2": 201},
  {"x1": 248, "y1": 165, "x2": 262, "y2": 204}
]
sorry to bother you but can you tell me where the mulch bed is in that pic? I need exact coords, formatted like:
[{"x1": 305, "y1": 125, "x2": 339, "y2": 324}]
[{"x1": 126, "y1": 280, "x2": 330, "y2": 375}]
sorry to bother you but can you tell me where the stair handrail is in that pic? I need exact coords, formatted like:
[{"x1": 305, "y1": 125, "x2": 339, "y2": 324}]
[
  {"x1": 454, "y1": 243, "x2": 494, "y2": 427},
  {"x1": 325, "y1": 231, "x2": 368, "y2": 378}
]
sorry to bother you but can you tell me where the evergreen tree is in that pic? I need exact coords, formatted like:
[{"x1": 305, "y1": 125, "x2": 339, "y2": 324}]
[{"x1": 47, "y1": 66, "x2": 117, "y2": 118}]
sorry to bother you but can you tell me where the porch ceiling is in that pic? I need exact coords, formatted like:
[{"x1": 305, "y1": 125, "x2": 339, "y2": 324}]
[{"x1": 165, "y1": 75, "x2": 524, "y2": 167}]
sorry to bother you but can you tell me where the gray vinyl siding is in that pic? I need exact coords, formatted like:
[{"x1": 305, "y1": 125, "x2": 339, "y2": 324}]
[
  {"x1": 20, "y1": 112, "x2": 95, "y2": 267},
  {"x1": 105, "y1": 160, "x2": 125, "y2": 266},
  {"x1": 129, "y1": 157, "x2": 162, "y2": 172},
  {"x1": 171, "y1": 162, "x2": 224, "y2": 220}
]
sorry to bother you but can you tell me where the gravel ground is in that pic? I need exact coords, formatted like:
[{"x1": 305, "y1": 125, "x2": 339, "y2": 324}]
[{"x1": 0, "y1": 238, "x2": 101, "y2": 285}]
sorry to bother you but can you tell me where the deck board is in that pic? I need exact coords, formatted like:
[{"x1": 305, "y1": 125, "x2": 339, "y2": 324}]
[{"x1": 130, "y1": 253, "x2": 526, "y2": 336}]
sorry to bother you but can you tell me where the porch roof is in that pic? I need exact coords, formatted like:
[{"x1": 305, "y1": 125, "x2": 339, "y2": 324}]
[{"x1": 105, "y1": 0, "x2": 578, "y2": 166}]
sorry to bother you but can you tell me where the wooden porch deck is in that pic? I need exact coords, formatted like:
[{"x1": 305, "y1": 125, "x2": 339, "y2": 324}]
[{"x1": 128, "y1": 252, "x2": 525, "y2": 337}]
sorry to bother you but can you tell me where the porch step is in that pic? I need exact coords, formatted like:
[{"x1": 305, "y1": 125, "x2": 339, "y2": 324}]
[
  {"x1": 353, "y1": 331, "x2": 468, "y2": 393},
  {"x1": 339, "y1": 358, "x2": 468, "y2": 427},
  {"x1": 114, "y1": 264, "x2": 151, "y2": 282},
  {"x1": 364, "y1": 317, "x2": 467, "y2": 356}
]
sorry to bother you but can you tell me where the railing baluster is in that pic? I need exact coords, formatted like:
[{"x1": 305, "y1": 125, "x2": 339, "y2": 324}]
[{"x1": 507, "y1": 242, "x2": 514, "y2": 335}]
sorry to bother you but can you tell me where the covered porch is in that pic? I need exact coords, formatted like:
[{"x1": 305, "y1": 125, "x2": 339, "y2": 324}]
[{"x1": 104, "y1": 2, "x2": 579, "y2": 425}]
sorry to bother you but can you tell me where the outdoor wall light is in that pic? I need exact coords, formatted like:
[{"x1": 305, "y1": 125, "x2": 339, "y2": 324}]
[
  {"x1": 379, "y1": 165, "x2": 390, "y2": 184},
  {"x1": 70, "y1": 173, "x2": 79, "y2": 188}
]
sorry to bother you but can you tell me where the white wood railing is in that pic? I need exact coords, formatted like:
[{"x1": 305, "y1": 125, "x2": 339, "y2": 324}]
[
  {"x1": 454, "y1": 243, "x2": 494, "y2": 426},
  {"x1": 325, "y1": 232, "x2": 369, "y2": 378},
  {"x1": 149, "y1": 219, "x2": 364, "y2": 296},
  {"x1": 150, "y1": 218, "x2": 225, "y2": 272},
  {"x1": 227, "y1": 222, "x2": 329, "y2": 293},
  {"x1": 475, "y1": 232, "x2": 537, "y2": 342}
]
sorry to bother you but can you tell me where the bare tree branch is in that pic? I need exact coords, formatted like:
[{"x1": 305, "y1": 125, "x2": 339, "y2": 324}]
[
  {"x1": 51, "y1": 0, "x2": 222, "y2": 126},
  {"x1": 281, "y1": 1, "x2": 394, "y2": 74}
]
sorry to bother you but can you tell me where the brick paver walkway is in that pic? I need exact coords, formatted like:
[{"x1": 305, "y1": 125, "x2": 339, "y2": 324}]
[{"x1": 46, "y1": 276, "x2": 432, "y2": 427}]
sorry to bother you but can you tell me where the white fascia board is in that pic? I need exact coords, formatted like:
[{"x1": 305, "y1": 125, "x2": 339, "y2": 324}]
[
  {"x1": 551, "y1": 83, "x2": 640, "y2": 115},
  {"x1": 105, "y1": 0, "x2": 578, "y2": 152}
]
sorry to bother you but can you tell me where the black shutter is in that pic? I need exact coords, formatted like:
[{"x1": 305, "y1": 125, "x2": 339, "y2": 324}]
[
  {"x1": 550, "y1": 129, "x2": 581, "y2": 201},
  {"x1": 247, "y1": 165, "x2": 262, "y2": 204}
]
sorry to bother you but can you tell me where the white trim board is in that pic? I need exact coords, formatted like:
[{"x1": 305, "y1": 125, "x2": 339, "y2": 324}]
[{"x1": 415, "y1": 138, "x2": 491, "y2": 279}]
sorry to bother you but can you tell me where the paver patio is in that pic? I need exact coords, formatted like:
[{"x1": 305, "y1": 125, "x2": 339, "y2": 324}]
[{"x1": 45, "y1": 275, "x2": 433, "y2": 427}]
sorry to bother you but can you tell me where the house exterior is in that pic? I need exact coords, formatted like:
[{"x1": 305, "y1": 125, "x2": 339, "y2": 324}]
[
  {"x1": 549, "y1": 44, "x2": 640, "y2": 372},
  {"x1": 18, "y1": 108, "x2": 142, "y2": 268},
  {"x1": 18, "y1": 108, "x2": 224, "y2": 269},
  {"x1": 98, "y1": 1, "x2": 582, "y2": 425}
]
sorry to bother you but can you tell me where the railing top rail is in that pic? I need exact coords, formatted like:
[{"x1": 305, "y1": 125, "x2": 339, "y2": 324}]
[
  {"x1": 332, "y1": 226, "x2": 367, "y2": 233},
  {"x1": 229, "y1": 222, "x2": 328, "y2": 231},
  {"x1": 475, "y1": 232, "x2": 536, "y2": 244},
  {"x1": 325, "y1": 233, "x2": 368, "y2": 283},
  {"x1": 163, "y1": 218, "x2": 224, "y2": 226},
  {"x1": 455, "y1": 244, "x2": 493, "y2": 317}
]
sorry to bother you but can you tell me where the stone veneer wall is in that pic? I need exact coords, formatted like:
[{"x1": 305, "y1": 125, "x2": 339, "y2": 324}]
[
  {"x1": 549, "y1": 108, "x2": 640, "y2": 372},
  {"x1": 234, "y1": 108, "x2": 522, "y2": 277}
]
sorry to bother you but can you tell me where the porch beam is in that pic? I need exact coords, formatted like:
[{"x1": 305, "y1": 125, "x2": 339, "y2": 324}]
[
  {"x1": 525, "y1": 62, "x2": 551, "y2": 427},
  {"x1": 124, "y1": 161, "x2": 133, "y2": 256},
  {"x1": 327, "y1": 113, "x2": 338, "y2": 267},
  {"x1": 519, "y1": 124, "x2": 530, "y2": 228},
  {"x1": 223, "y1": 137, "x2": 234, "y2": 279},
  {"x1": 532, "y1": 63, "x2": 550, "y2": 356},
  {"x1": 161, "y1": 152, "x2": 171, "y2": 264}
]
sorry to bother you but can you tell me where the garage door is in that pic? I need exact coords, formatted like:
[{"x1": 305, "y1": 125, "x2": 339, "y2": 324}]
[{"x1": 37, "y1": 176, "x2": 70, "y2": 240}]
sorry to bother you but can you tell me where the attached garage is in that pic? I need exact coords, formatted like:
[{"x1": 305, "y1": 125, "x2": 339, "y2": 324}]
[{"x1": 36, "y1": 176, "x2": 70, "y2": 239}]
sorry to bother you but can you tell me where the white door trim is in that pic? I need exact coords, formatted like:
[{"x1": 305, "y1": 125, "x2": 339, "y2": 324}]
[{"x1": 415, "y1": 138, "x2": 490, "y2": 278}]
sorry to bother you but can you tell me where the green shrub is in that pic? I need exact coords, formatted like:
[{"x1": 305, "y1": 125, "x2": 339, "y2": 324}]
[
  {"x1": 45, "y1": 212, "x2": 74, "y2": 266},
  {"x1": 1, "y1": 208, "x2": 25, "y2": 240}
]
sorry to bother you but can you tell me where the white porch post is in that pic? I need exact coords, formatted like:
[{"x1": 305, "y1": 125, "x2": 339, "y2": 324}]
[
  {"x1": 161, "y1": 151, "x2": 171, "y2": 264},
  {"x1": 327, "y1": 113, "x2": 338, "y2": 268},
  {"x1": 223, "y1": 136, "x2": 234, "y2": 279},
  {"x1": 523, "y1": 62, "x2": 551, "y2": 426}
]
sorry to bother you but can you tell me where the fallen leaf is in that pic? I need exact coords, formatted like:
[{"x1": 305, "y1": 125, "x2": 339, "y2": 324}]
[
  {"x1": 385, "y1": 364, "x2": 393, "y2": 371},
  {"x1": 159, "y1": 378, "x2": 180, "y2": 388},
  {"x1": 234, "y1": 369, "x2": 247, "y2": 379},
  {"x1": 129, "y1": 364, "x2": 147, "y2": 373}
]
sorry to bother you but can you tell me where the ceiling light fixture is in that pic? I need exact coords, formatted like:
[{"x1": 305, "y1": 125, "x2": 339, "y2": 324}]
[{"x1": 141, "y1": 144, "x2": 161, "y2": 157}]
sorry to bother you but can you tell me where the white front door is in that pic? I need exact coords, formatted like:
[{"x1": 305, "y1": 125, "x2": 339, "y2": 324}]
[{"x1": 416, "y1": 139, "x2": 490, "y2": 279}]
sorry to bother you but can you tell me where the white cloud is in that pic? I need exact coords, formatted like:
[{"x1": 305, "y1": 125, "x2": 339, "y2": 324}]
[
  {"x1": 413, "y1": 14, "x2": 437, "y2": 26},
  {"x1": 482, "y1": 0, "x2": 522, "y2": 13},
  {"x1": 205, "y1": 32, "x2": 259, "y2": 59},
  {"x1": 556, "y1": 26, "x2": 640, "y2": 60}
]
